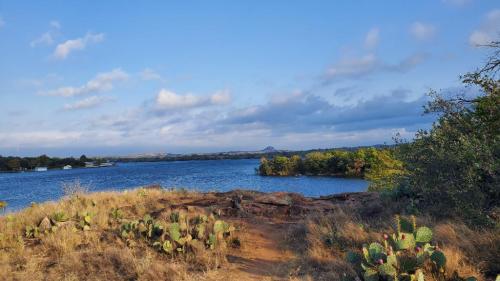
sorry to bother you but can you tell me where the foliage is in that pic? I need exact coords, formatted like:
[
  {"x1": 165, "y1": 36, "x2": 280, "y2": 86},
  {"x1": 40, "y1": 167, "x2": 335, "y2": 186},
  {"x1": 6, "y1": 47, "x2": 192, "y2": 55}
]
[
  {"x1": 346, "y1": 215, "x2": 477, "y2": 281},
  {"x1": 0, "y1": 155, "x2": 89, "y2": 171},
  {"x1": 76, "y1": 211, "x2": 93, "y2": 231},
  {"x1": 109, "y1": 208, "x2": 124, "y2": 220},
  {"x1": 259, "y1": 148, "x2": 405, "y2": 190},
  {"x1": 119, "y1": 211, "x2": 236, "y2": 257},
  {"x1": 395, "y1": 42, "x2": 499, "y2": 226},
  {"x1": 51, "y1": 211, "x2": 69, "y2": 222}
]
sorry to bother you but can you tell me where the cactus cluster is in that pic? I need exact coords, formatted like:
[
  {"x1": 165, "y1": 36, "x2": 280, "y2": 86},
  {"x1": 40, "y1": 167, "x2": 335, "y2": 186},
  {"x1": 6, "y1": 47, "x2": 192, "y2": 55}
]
[
  {"x1": 25, "y1": 214, "x2": 62, "y2": 238},
  {"x1": 109, "y1": 208, "x2": 123, "y2": 220},
  {"x1": 346, "y1": 215, "x2": 477, "y2": 281},
  {"x1": 118, "y1": 211, "x2": 236, "y2": 257},
  {"x1": 52, "y1": 211, "x2": 69, "y2": 223},
  {"x1": 25, "y1": 225, "x2": 40, "y2": 238},
  {"x1": 76, "y1": 211, "x2": 93, "y2": 231}
]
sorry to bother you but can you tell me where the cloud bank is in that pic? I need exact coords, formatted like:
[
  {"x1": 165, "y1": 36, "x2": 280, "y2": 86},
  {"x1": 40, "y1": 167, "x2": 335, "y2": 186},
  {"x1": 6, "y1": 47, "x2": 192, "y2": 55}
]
[{"x1": 154, "y1": 89, "x2": 231, "y2": 111}]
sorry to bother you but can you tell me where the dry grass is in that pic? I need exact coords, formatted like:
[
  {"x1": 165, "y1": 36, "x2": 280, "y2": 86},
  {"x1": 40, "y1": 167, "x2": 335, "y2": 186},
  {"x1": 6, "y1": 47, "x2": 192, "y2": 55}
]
[
  {"x1": 1, "y1": 187, "x2": 498, "y2": 281},
  {"x1": 288, "y1": 206, "x2": 498, "y2": 281},
  {"x1": 0, "y1": 186, "x2": 236, "y2": 281}
]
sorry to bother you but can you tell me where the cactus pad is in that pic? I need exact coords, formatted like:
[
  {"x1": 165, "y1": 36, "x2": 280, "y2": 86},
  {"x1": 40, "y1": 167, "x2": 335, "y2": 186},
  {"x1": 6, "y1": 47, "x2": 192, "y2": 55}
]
[
  {"x1": 169, "y1": 223, "x2": 181, "y2": 242},
  {"x1": 431, "y1": 250, "x2": 446, "y2": 268},
  {"x1": 378, "y1": 263, "x2": 397, "y2": 276},
  {"x1": 368, "y1": 242, "x2": 385, "y2": 261},
  {"x1": 415, "y1": 226, "x2": 433, "y2": 243}
]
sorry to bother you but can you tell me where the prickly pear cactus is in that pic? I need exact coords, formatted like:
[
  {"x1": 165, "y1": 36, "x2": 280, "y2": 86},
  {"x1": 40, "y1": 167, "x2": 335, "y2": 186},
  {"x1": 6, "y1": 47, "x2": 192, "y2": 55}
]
[
  {"x1": 345, "y1": 215, "x2": 477, "y2": 281},
  {"x1": 117, "y1": 211, "x2": 237, "y2": 258},
  {"x1": 162, "y1": 240, "x2": 173, "y2": 254},
  {"x1": 169, "y1": 223, "x2": 181, "y2": 242}
]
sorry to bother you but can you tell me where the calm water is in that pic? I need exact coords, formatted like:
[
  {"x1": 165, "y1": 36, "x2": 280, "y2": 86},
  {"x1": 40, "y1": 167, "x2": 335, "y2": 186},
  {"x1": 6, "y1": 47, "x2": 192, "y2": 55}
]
[{"x1": 0, "y1": 159, "x2": 368, "y2": 211}]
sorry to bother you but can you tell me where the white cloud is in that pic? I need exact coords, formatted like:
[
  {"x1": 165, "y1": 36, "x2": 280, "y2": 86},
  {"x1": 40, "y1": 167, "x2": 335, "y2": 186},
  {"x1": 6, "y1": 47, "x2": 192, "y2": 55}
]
[
  {"x1": 41, "y1": 68, "x2": 128, "y2": 97},
  {"x1": 53, "y1": 32, "x2": 104, "y2": 59},
  {"x1": 364, "y1": 27, "x2": 380, "y2": 49},
  {"x1": 410, "y1": 22, "x2": 436, "y2": 41},
  {"x1": 155, "y1": 89, "x2": 231, "y2": 111},
  {"x1": 140, "y1": 68, "x2": 162, "y2": 81},
  {"x1": 469, "y1": 9, "x2": 500, "y2": 46},
  {"x1": 63, "y1": 96, "x2": 112, "y2": 111},
  {"x1": 322, "y1": 52, "x2": 427, "y2": 83}
]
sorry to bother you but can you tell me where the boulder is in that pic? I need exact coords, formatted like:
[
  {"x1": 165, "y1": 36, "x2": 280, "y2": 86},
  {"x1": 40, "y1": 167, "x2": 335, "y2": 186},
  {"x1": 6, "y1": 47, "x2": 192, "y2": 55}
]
[{"x1": 38, "y1": 216, "x2": 52, "y2": 232}]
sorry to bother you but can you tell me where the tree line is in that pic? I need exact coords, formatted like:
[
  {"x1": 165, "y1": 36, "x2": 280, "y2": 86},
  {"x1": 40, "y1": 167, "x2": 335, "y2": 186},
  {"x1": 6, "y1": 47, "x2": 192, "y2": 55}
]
[
  {"x1": 0, "y1": 155, "x2": 91, "y2": 172},
  {"x1": 258, "y1": 147, "x2": 405, "y2": 188}
]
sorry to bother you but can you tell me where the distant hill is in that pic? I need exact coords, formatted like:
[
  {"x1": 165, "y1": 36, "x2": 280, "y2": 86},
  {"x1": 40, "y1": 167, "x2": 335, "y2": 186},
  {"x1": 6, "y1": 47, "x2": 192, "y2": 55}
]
[
  {"x1": 261, "y1": 146, "x2": 277, "y2": 153},
  {"x1": 110, "y1": 144, "x2": 392, "y2": 162}
]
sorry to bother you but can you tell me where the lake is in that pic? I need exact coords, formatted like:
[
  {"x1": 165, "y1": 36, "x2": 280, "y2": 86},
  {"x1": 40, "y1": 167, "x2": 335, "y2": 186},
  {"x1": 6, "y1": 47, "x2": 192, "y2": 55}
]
[{"x1": 0, "y1": 159, "x2": 368, "y2": 211}]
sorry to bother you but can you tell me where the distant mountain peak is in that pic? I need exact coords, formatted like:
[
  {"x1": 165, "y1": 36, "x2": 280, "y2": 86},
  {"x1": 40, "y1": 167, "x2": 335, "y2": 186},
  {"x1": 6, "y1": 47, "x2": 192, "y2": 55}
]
[{"x1": 262, "y1": 146, "x2": 277, "y2": 152}]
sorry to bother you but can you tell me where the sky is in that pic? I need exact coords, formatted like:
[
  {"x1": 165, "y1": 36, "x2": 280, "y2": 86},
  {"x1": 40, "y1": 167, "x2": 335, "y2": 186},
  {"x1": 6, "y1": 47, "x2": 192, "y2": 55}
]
[{"x1": 0, "y1": 0, "x2": 499, "y2": 157}]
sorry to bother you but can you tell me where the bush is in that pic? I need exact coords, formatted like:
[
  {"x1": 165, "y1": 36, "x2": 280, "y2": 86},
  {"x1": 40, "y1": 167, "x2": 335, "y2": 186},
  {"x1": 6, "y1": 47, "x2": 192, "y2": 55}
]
[
  {"x1": 396, "y1": 42, "x2": 499, "y2": 227},
  {"x1": 258, "y1": 148, "x2": 404, "y2": 181}
]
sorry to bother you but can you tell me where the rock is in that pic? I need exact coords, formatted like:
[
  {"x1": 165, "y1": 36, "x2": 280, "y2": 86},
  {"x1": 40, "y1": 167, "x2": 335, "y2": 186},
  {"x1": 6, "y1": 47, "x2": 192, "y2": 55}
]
[
  {"x1": 231, "y1": 194, "x2": 243, "y2": 209},
  {"x1": 255, "y1": 194, "x2": 292, "y2": 206},
  {"x1": 38, "y1": 216, "x2": 52, "y2": 232}
]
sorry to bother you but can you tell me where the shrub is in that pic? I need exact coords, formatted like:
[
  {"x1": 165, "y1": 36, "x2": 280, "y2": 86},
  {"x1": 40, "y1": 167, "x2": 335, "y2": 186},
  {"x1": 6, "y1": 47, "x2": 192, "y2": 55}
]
[
  {"x1": 396, "y1": 43, "x2": 499, "y2": 227},
  {"x1": 346, "y1": 215, "x2": 478, "y2": 281}
]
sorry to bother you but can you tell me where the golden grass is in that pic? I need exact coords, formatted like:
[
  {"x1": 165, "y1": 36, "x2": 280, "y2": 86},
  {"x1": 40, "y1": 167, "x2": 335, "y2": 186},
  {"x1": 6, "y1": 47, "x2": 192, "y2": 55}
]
[
  {"x1": 291, "y1": 207, "x2": 498, "y2": 281},
  {"x1": 0, "y1": 187, "x2": 235, "y2": 281},
  {"x1": 1, "y1": 187, "x2": 498, "y2": 281}
]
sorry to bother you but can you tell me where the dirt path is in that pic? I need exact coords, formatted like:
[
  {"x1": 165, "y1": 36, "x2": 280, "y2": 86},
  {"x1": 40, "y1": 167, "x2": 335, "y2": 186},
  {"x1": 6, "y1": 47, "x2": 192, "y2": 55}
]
[
  {"x1": 225, "y1": 218, "x2": 297, "y2": 280},
  {"x1": 179, "y1": 190, "x2": 379, "y2": 280}
]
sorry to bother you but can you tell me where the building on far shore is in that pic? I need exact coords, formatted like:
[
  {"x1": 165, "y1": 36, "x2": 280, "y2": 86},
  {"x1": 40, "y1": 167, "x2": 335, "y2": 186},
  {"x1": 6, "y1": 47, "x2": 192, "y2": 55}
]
[
  {"x1": 35, "y1": 167, "x2": 48, "y2": 172},
  {"x1": 85, "y1": 162, "x2": 97, "y2": 168}
]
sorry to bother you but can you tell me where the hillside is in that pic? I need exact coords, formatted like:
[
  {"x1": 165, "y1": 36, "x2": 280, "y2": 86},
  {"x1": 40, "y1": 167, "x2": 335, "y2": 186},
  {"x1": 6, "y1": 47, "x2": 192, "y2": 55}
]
[{"x1": 0, "y1": 187, "x2": 497, "y2": 280}]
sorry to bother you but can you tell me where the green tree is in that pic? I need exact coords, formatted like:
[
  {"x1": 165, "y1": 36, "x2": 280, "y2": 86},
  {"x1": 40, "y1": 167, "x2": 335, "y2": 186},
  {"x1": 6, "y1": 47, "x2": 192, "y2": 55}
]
[
  {"x1": 289, "y1": 155, "x2": 304, "y2": 175},
  {"x1": 272, "y1": 156, "x2": 291, "y2": 176},
  {"x1": 304, "y1": 152, "x2": 329, "y2": 174},
  {"x1": 6, "y1": 158, "x2": 21, "y2": 171},
  {"x1": 397, "y1": 41, "x2": 499, "y2": 226},
  {"x1": 258, "y1": 157, "x2": 273, "y2": 175},
  {"x1": 37, "y1": 155, "x2": 50, "y2": 167}
]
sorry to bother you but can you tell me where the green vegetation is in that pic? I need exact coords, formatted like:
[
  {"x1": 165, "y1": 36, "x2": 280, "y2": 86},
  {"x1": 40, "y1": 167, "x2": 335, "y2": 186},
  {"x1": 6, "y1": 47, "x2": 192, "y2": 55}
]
[
  {"x1": 390, "y1": 42, "x2": 499, "y2": 227},
  {"x1": 0, "y1": 154, "x2": 90, "y2": 172},
  {"x1": 0, "y1": 188, "x2": 242, "y2": 280},
  {"x1": 346, "y1": 215, "x2": 476, "y2": 281},
  {"x1": 258, "y1": 147, "x2": 405, "y2": 189},
  {"x1": 260, "y1": 42, "x2": 499, "y2": 228},
  {"x1": 119, "y1": 211, "x2": 235, "y2": 257}
]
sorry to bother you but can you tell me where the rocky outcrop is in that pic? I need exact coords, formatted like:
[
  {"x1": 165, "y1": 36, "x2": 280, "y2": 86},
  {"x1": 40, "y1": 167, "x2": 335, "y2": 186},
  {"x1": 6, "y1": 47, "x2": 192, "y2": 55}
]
[{"x1": 173, "y1": 190, "x2": 384, "y2": 220}]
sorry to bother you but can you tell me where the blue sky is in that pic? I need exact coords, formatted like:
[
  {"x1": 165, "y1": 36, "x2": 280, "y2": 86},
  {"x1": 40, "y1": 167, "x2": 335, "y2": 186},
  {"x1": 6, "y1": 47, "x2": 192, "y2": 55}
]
[{"x1": 0, "y1": 0, "x2": 499, "y2": 157}]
